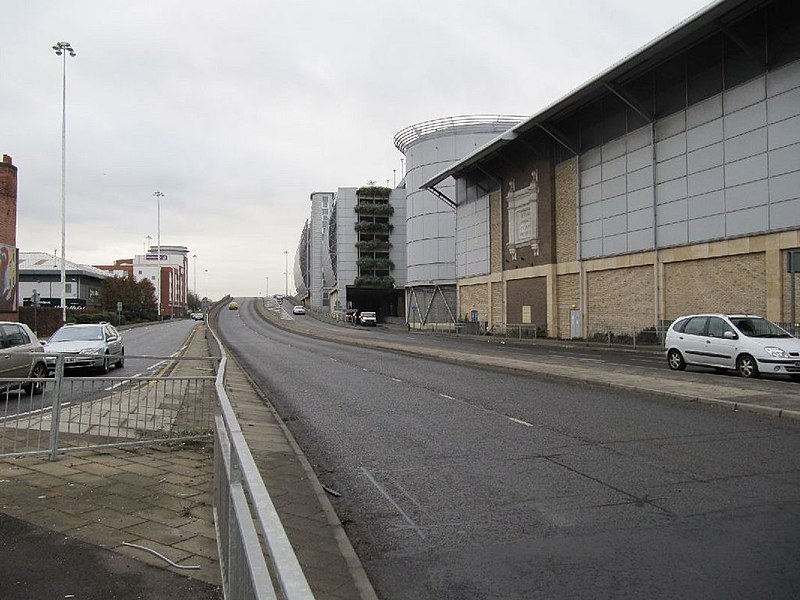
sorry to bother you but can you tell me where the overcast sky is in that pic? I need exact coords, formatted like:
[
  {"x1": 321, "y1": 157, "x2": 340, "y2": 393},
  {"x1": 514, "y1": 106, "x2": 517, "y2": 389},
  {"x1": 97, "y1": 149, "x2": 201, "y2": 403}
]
[{"x1": 1, "y1": 0, "x2": 712, "y2": 300}]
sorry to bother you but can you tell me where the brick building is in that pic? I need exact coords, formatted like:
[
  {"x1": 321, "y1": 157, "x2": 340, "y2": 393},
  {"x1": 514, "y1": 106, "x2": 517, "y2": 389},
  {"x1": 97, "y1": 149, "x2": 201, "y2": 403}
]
[
  {"x1": 425, "y1": 0, "x2": 800, "y2": 339},
  {"x1": 0, "y1": 154, "x2": 19, "y2": 321}
]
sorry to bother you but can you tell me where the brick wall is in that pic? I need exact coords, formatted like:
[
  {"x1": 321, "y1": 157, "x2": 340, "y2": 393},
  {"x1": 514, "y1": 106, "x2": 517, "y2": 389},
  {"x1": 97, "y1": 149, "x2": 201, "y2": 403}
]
[
  {"x1": 0, "y1": 155, "x2": 17, "y2": 246},
  {"x1": 587, "y1": 265, "x2": 653, "y2": 331},
  {"x1": 489, "y1": 192, "x2": 503, "y2": 274},
  {"x1": 459, "y1": 283, "x2": 488, "y2": 321},
  {"x1": 554, "y1": 158, "x2": 577, "y2": 264},
  {"x1": 664, "y1": 253, "x2": 765, "y2": 319},
  {"x1": 783, "y1": 252, "x2": 800, "y2": 325},
  {"x1": 491, "y1": 281, "x2": 503, "y2": 326},
  {"x1": 557, "y1": 273, "x2": 580, "y2": 339},
  {"x1": 507, "y1": 277, "x2": 547, "y2": 327}
]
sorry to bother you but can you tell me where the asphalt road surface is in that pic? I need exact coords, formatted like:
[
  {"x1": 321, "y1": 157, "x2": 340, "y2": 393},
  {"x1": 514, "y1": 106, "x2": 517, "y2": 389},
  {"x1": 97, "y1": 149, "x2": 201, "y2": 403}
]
[{"x1": 218, "y1": 298, "x2": 800, "y2": 600}]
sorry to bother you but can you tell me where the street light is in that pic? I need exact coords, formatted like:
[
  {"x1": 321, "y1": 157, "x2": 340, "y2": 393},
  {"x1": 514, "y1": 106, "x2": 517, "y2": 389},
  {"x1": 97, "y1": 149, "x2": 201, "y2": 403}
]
[
  {"x1": 53, "y1": 41, "x2": 76, "y2": 324},
  {"x1": 154, "y1": 191, "x2": 164, "y2": 319},
  {"x1": 265, "y1": 276, "x2": 269, "y2": 297},
  {"x1": 284, "y1": 250, "x2": 289, "y2": 296},
  {"x1": 193, "y1": 254, "x2": 197, "y2": 308}
]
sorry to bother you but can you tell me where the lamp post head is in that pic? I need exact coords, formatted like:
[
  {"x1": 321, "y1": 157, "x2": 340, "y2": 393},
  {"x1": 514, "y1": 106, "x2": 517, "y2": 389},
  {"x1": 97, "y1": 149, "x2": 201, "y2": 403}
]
[{"x1": 52, "y1": 42, "x2": 76, "y2": 57}]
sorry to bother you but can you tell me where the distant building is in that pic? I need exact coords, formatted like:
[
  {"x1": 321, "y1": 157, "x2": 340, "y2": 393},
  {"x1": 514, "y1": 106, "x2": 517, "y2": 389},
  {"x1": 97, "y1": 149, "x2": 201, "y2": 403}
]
[
  {"x1": 19, "y1": 252, "x2": 108, "y2": 310},
  {"x1": 96, "y1": 245, "x2": 189, "y2": 318}
]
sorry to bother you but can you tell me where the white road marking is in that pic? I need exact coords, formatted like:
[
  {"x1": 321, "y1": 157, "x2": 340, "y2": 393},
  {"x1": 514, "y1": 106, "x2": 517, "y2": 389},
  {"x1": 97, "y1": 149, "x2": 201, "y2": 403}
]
[
  {"x1": 507, "y1": 416, "x2": 533, "y2": 427},
  {"x1": 361, "y1": 467, "x2": 426, "y2": 539},
  {"x1": 439, "y1": 393, "x2": 454, "y2": 400},
  {"x1": 391, "y1": 377, "x2": 402, "y2": 382},
  {"x1": 577, "y1": 357, "x2": 604, "y2": 363}
]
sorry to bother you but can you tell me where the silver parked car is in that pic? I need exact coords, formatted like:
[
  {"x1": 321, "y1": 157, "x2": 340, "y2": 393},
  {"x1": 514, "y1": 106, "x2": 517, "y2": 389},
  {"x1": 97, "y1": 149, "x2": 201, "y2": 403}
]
[
  {"x1": 665, "y1": 313, "x2": 800, "y2": 380},
  {"x1": 44, "y1": 322, "x2": 125, "y2": 374},
  {"x1": 0, "y1": 321, "x2": 48, "y2": 394}
]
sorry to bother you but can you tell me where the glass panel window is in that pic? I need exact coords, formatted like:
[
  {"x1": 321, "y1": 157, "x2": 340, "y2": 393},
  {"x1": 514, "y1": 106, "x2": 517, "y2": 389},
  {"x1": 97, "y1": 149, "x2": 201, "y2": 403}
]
[{"x1": 683, "y1": 317, "x2": 707, "y2": 335}]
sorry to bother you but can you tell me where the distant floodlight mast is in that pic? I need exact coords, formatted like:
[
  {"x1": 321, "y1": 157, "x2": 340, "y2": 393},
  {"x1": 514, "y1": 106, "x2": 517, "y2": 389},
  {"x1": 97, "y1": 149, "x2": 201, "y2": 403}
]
[
  {"x1": 154, "y1": 191, "x2": 165, "y2": 318},
  {"x1": 52, "y1": 41, "x2": 76, "y2": 323}
]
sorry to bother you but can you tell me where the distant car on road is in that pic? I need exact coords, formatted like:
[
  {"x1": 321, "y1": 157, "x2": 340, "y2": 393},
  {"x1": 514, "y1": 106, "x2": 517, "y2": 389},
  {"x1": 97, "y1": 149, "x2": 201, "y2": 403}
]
[
  {"x1": 292, "y1": 305, "x2": 306, "y2": 315},
  {"x1": 44, "y1": 322, "x2": 124, "y2": 374},
  {"x1": 228, "y1": 301, "x2": 239, "y2": 310},
  {"x1": 359, "y1": 311, "x2": 377, "y2": 326},
  {"x1": 191, "y1": 312, "x2": 204, "y2": 321},
  {"x1": 0, "y1": 321, "x2": 48, "y2": 394},
  {"x1": 665, "y1": 313, "x2": 800, "y2": 380}
]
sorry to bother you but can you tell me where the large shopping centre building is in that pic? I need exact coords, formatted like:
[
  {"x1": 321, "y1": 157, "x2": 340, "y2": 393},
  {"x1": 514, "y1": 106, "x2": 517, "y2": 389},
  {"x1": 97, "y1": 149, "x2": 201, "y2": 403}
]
[{"x1": 423, "y1": 0, "x2": 800, "y2": 339}]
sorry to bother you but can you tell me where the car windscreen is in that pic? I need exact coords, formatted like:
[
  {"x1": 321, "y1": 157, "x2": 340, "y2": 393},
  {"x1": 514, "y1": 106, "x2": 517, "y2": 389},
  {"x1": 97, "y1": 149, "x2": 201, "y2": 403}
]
[
  {"x1": 729, "y1": 317, "x2": 792, "y2": 338},
  {"x1": 49, "y1": 327, "x2": 104, "y2": 342}
]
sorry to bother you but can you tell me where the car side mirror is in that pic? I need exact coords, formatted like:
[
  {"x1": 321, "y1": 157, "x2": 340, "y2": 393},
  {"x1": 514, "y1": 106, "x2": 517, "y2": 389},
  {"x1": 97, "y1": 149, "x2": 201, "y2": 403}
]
[{"x1": 723, "y1": 331, "x2": 737, "y2": 340}]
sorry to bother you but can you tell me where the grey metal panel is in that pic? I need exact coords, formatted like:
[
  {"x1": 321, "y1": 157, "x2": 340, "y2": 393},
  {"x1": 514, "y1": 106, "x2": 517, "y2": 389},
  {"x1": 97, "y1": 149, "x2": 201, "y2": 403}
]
[
  {"x1": 724, "y1": 128, "x2": 767, "y2": 163},
  {"x1": 581, "y1": 147, "x2": 602, "y2": 169},
  {"x1": 582, "y1": 200, "x2": 603, "y2": 222},
  {"x1": 601, "y1": 175, "x2": 626, "y2": 200},
  {"x1": 657, "y1": 221, "x2": 688, "y2": 246},
  {"x1": 655, "y1": 112, "x2": 685, "y2": 142},
  {"x1": 723, "y1": 77, "x2": 766, "y2": 114},
  {"x1": 627, "y1": 126, "x2": 652, "y2": 152},
  {"x1": 627, "y1": 146, "x2": 652, "y2": 172},
  {"x1": 655, "y1": 133, "x2": 687, "y2": 161},
  {"x1": 581, "y1": 183, "x2": 601, "y2": 205},
  {"x1": 656, "y1": 155, "x2": 687, "y2": 183},
  {"x1": 689, "y1": 214, "x2": 726, "y2": 242},
  {"x1": 656, "y1": 198, "x2": 688, "y2": 225},
  {"x1": 687, "y1": 142, "x2": 724, "y2": 174},
  {"x1": 724, "y1": 102, "x2": 767, "y2": 139},
  {"x1": 686, "y1": 95, "x2": 723, "y2": 130},
  {"x1": 627, "y1": 166, "x2": 653, "y2": 192},
  {"x1": 770, "y1": 143, "x2": 800, "y2": 178},
  {"x1": 627, "y1": 228, "x2": 653, "y2": 252},
  {"x1": 627, "y1": 206, "x2": 654, "y2": 231},
  {"x1": 725, "y1": 179, "x2": 768, "y2": 212},
  {"x1": 627, "y1": 187, "x2": 653, "y2": 211},
  {"x1": 726, "y1": 205, "x2": 769, "y2": 236},
  {"x1": 581, "y1": 164, "x2": 602, "y2": 187},
  {"x1": 687, "y1": 190, "x2": 725, "y2": 219},
  {"x1": 602, "y1": 155, "x2": 626, "y2": 180},
  {"x1": 581, "y1": 238, "x2": 603, "y2": 258},
  {"x1": 767, "y1": 86, "x2": 800, "y2": 123},
  {"x1": 767, "y1": 60, "x2": 800, "y2": 97},
  {"x1": 770, "y1": 198, "x2": 800, "y2": 229},
  {"x1": 724, "y1": 154, "x2": 768, "y2": 187},
  {"x1": 686, "y1": 118, "x2": 723, "y2": 152},
  {"x1": 768, "y1": 114, "x2": 800, "y2": 150},
  {"x1": 581, "y1": 220, "x2": 603, "y2": 240},
  {"x1": 602, "y1": 137, "x2": 627, "y2": 161},
  {"x1": 769, "y1": 169, "x2": 800, "y2": 203},
  {"x1": 603, "y1": 233, "x2": 627, "y2": 255},
  {"x1": 603, "y1": 214, "x2": 627, "y2": 236},
  {"x1": 603, "y1": 195, "x2": 627, "y2": 218},
  {"x1": 688, "y1": 166, "x2": 724, "y2": 197},
  {"x1": 656, "y1": 178, "x2": 688, "y2": 204}
]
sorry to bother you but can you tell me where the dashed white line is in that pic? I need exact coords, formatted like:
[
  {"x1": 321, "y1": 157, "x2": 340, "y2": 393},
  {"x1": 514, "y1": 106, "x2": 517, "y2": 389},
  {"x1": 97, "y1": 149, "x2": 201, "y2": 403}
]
[
  {"x1": 507, "y1": 416, "x2": 534, "y2": 427},
  {"x1": 439, "y1": 393, "x2": 454, "y2": 400},
  {"x1": 391, "y1": 377, "x2": 402, "y2": 382}
]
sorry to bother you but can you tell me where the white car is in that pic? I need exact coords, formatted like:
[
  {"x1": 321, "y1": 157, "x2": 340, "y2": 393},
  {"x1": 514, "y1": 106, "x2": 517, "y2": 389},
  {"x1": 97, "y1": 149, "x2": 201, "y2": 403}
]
[
  {"x1": 665, "y1": 314, "x2": 800, "y2": 380},
  {"x1": 44, "y1": 322, "x2": 125, "y2": 374},
  {"x1": 292, "y1": 305, "x2": 306, "y2": 315},
  {"x1": 358, "y1": 311, "x2": 377, "y2": 326}
]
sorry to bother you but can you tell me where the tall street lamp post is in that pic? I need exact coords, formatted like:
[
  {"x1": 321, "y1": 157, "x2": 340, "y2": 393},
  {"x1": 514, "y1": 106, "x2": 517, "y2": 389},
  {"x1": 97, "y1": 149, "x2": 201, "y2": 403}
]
[
  {"x1": 284, "y1": 250, "x2": 289, "y2": 296},
  {"x1": 154, "y1": 191, "x2": 164, "y2": 319},
  {"x1": 193, "y1": 254, "x2": 197, "y2": 308},
  {"x1": 53, "y1": 41, "x2": 76, "y2": 323}
]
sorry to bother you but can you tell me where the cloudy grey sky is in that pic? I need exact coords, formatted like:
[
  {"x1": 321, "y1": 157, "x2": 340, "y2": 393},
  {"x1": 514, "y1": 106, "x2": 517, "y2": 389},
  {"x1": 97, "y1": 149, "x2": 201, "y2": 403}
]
[{"x1": 1, "y1": 0, "x2": 711, "y2": 300}]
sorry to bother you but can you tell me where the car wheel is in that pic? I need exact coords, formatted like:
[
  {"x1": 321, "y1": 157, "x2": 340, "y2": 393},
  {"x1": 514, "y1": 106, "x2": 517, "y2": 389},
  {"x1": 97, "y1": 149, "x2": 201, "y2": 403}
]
[
  {"x1": 736, "y1": 354, "x2": 759, "y2": 378},
  {"x1": 667, "y1": 348, "x2": 686, "y2": 371},
  {"x1": 25, "y1": 362, "x2": 48, "y2": 395},
  {"x1": 98, "y1": 354, "x2": 110, "y2": 375},
  {"x1": 116, "y1": 351, "x2": 124, "y2": 369}
]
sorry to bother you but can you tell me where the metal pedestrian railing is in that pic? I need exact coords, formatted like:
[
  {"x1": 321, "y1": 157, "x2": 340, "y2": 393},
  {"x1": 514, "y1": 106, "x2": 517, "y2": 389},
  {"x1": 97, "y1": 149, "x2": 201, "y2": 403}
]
[
  {"x1": 0, "y1": 354, "x2": 217, "y2": 459},
  {"x1": 209, "y1": 327, "x2": 315, "y2": 600}
]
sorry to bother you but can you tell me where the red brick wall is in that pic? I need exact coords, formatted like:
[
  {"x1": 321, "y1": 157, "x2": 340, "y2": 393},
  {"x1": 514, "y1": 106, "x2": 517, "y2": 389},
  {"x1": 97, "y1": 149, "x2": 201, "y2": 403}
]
[{"x1": 0, "y1": 154, "x2": 18, "y2": 321}]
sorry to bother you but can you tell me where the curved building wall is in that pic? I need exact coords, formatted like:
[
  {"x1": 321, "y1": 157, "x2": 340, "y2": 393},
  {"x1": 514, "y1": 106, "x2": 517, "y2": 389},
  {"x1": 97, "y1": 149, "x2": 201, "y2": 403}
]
[{"x1": 397, "y1": 116, "x2": 524, "y2": 288}]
